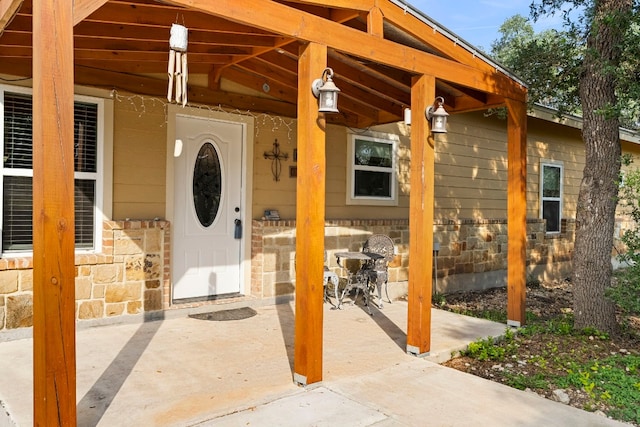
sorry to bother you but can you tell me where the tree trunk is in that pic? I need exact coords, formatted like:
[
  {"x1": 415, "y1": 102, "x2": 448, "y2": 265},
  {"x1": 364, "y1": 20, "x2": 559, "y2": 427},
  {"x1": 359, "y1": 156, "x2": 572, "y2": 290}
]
[{"x1": 573, "y1": 0, "x2": 632, "y2": 333}]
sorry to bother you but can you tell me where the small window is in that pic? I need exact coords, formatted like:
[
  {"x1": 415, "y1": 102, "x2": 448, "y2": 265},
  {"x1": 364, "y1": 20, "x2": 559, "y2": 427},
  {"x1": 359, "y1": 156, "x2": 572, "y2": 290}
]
[
  {"x1": 346, "y1": 133, "x2": 397, "y2": 206},
  {"x1": 540, "y1": 161, "x2": 563, "y2": 233},
  {"x1": 193, "y1": 142, "x2": 222, "y2": 228}
]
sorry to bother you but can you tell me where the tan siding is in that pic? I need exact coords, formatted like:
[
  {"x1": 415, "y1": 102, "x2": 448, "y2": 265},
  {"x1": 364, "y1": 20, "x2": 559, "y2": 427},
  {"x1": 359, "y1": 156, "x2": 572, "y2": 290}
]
[
  {"x1": 433, "y1": 113, "x2": 508, "y2": 220},
  {"x1": 526, "y1": 117, "x2": 586, "y2": 220},
  {"x1": 113, "y1": 100, "x2": 166, "y2": 220},
  {"x1": 617, "y1": 142, "x2": 640, "y2": 218},
  {"x1": 252, "y1": 122, "x2": 298, "y2": 219},
  {"x1": 106, "y1": 105, "x2": 640, "y2": 226}
]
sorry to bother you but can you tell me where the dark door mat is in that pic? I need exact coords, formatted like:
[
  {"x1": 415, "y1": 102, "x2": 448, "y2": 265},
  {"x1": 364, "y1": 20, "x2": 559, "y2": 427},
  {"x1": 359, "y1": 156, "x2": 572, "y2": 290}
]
[{"x1": 189, "y1": 307, "x2": 257, "y2": 321}]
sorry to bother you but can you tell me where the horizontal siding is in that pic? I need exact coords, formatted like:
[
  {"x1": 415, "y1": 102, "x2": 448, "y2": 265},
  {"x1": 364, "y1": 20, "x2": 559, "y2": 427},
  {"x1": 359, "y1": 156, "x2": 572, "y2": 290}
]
[
  {"x1": 107, "y1": 102, "x2": 640, "y2": 225},
  {"x1": 112, "y1": 100, "x2": 166, "y2": 220},
  {"x1": 526, "y1": 117, "x2": 587, "y2": 220},
  {"x1": 433, "y1": 113, "x2": 508, "y2": 220}
]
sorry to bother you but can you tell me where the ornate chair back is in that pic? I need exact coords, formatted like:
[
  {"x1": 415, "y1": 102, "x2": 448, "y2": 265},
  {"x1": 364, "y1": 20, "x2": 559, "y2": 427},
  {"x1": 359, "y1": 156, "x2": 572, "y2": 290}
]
[{"x1": 360, "y1": 234, "x2": 395, "y2": 307}]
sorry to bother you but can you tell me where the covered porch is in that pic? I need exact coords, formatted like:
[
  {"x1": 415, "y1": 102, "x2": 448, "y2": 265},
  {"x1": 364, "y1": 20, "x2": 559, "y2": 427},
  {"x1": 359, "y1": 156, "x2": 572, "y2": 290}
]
[
  {"x1": 0, "y1": 302, "x2": 509, "y2": 426},
  {"x1": 0, "y1": 0, "x2": 527, "y2": 423}
]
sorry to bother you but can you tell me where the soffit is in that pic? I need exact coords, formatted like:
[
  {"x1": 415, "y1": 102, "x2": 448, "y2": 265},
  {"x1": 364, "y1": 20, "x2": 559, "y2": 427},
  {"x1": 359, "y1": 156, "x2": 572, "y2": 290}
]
[{"x1": 0, "y1": 0, "x2": 524, "y2": 128}]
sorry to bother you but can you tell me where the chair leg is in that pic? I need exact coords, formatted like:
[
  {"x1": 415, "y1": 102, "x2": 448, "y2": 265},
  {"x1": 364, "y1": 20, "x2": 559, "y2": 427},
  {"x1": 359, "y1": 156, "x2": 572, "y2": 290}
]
[
  {"x1": 369, "y1": 272, "x2": 384, "y2": 309},
  {"x1": 339, "y1": 277, "x2": 354, "y2": 309},
  {"x1": 375, "y1": 280, "x2": 383, "y2": 308},
  {"x1": 325, "y1": 274, "x2": 341, "y2": 308},
  {"x1": 362, "y1": 278, "x2": 373, "y2": 315},
  {"x1": 384, "y1": 280, "x2": 391, "y2": 304}
]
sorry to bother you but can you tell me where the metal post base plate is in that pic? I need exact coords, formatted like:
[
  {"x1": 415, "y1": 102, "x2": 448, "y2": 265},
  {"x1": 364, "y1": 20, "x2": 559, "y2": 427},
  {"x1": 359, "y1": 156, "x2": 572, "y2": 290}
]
[
  {"x1": 406, "y1": 344, "x2": 430, "y2": 358},
  {"x1": 293, "y1": 372, "x2": 307, "y2": 387}
]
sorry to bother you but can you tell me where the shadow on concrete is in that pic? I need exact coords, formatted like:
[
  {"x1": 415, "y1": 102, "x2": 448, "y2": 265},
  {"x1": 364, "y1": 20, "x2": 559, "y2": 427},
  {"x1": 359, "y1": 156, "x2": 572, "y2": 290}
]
[
  {"x1": 76, "y1": 314, "x2": 163, "y2": 426},
  {"x1": 358, "y1": 300, "x2": 407, "y2": 351},
  {"x1": 274, "y1": 297, "x2": 295, "y2": 378}
]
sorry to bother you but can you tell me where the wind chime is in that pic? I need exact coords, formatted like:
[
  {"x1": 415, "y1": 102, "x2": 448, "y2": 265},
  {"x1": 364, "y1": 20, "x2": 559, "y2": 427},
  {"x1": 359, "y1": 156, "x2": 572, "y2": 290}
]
[{"x1": 167, "y1": 22, "x2": 188, "y2": 106}]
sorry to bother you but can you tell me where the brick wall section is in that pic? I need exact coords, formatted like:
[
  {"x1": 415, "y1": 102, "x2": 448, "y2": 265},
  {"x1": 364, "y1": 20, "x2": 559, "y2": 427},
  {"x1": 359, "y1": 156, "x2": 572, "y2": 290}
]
[
  {"x1": 0, "y1": 220, "x2": 170, "y2": 330},
  {"x1": 250, "y1": 218, "x2": 587, "y2": 298}
]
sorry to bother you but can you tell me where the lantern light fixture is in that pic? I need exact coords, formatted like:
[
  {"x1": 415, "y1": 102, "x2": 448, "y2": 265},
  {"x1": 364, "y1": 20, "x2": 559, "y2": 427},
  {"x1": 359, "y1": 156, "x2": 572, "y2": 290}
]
[
  {"x1": 312, "y1": 67, "x2": 340, "y2": 113},
  {"x1": 426, "y1": 96, "x2": 449, "y2": 133}
]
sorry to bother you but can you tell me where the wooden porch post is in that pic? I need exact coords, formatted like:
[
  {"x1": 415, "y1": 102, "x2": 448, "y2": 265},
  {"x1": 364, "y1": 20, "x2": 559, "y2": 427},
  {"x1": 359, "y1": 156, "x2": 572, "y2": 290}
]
[
  {"x1": 293, "y1": 42, "x2": 327, "y2": 386},
  {"x1": 505, "y1": 98, "x2": 527, "y2": 326},
  {"x1": 32, "y1": 0, "x2": 77, "y2": 424},
  {"x1": 406, "y1": 74, "x2": 435, "y2": 356}
]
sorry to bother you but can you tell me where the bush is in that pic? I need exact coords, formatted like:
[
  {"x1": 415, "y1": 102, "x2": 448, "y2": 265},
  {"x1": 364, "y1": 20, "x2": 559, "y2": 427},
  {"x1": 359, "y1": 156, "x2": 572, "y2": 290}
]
[{"x1": 610, "y1": 157, "x2": 640, "y2": 317}]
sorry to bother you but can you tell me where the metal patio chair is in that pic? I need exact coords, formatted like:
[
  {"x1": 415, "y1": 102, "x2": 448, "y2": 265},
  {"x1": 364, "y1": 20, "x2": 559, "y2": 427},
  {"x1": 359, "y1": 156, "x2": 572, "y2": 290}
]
[
  {"x1": 323, "y1": 251, "x2": 339, "y2": 308},
  {"x1": 356, "y1": 234, "x2": 395, "y2": 309}
]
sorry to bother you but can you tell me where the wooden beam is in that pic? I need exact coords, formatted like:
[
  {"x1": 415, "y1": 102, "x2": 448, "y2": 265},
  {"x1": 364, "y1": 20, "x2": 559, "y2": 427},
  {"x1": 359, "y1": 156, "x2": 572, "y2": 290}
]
[
  {"x1": 328, "y1": 50, "x2": 410, "y2": 95},
  {"x1": 505, "y1": 97, "x2": 528, "y2": 326},
  {"x1": 165, "y1": 0, "x2": 526, "y2": 101},
  {"x1": 293, "y1": 42, "x2": 326, "y2": 386},
  {"x1": 208, "y1": 4, "x2": 357, "y2": 84},
  {"x1": 226, "y1": 60, "x2": 386, "y2": 119},
  {"x1": 73, "y1": 0, "x2": 108, "y2": 25},
  {"x1": 367, "y1": 6, "x2": 383, "y2": 37},
  {"x1": 73, "y1": 21, "x2": 278, "y2": 47},
  {"x1": 406, "y1": 74, "x2": 435, "y2": 357},
  {"x1": 77, "y1": 1, "x2": 273, "y2": 36},
  {"x1": 329, "y1": 8, "x2": 361, "y2": 23},
  {"x1": 281, "y1": 0, "x2": 373, "y2": 10},
  {"x1": 0, "y1": 0, "x2": 21, "y2": 34},
  {"x1": 32, "y1": 0, "x2": 76, "y2": 424},
  {"x1": 379, "y1": 1, "x2": 497, "y2": 74}
]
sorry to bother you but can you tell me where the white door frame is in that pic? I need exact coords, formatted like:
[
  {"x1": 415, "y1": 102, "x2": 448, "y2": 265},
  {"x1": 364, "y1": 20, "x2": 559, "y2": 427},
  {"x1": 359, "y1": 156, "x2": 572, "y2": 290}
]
[{"x1": 166, "y1": 105, "x2": 254, "y2": 302}]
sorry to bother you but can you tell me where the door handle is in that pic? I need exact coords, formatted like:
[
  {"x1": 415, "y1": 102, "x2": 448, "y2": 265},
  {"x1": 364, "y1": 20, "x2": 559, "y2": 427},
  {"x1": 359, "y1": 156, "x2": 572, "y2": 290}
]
[{"x1": 234, "y1": 219, "x2": 242, "y2": 239}]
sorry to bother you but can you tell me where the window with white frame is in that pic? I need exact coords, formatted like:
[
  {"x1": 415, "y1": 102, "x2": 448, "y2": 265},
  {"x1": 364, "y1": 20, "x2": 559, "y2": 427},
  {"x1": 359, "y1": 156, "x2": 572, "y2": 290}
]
[
  {"x1": 346, "y1": 133, "x2": 398, "y2": 206},
  {"x1": 540, "y1": 160, "x2": 563, "y2": 233},
  {"x1": 1, "y1": 87, "x2": 104, "y2": 254}
]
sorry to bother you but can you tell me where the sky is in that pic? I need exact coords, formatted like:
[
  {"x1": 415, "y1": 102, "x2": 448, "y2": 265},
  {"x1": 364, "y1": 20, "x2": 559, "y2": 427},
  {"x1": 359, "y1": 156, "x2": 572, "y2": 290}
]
[{"x1": 406, "y1": 0, "x2": 567, "y2": 53}]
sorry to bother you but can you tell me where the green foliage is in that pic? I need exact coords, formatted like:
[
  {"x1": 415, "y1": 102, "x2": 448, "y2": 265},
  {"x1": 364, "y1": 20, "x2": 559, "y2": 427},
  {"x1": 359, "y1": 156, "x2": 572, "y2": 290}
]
[
  {"x1": 564, "y1": 355, "x2": 640, "y2": 424},
  {"x1": 492, "y1": 2, "x2": 640, "y2": 127},
  {"x1": 448, "y1": 307, "x2": 507, "y2": 323},
  {"x1": 490, "y1": 13, "x2": 583, "y2": 116},
  {"x1": 505, "y1": 373, "x2": 550, "y2": 390},
  {"x1": 462, "y1": 329, "x2": 518, "y2": 361},
  {"x1": 458, "y1": 308, "x2": 640, "y2": 424},
  {"x1": 518, "y1": 314, "x2": 574, "y2": 336},
  {"x1": 609, "y1": 161, "x2": 640, "y2": 317},
  {"x1": 432, "y1": 292, "x2": 446, "y2": 307}
]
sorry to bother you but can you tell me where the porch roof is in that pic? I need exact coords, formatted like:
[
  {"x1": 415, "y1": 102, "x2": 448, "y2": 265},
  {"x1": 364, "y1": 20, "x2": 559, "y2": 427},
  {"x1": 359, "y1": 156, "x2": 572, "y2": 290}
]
[
  {"x1": 0, "y1": 1, "x2": 529, "y2": 421},
  {"x1": 1, "y1": 0, "x2": 526, "y2": 128}
]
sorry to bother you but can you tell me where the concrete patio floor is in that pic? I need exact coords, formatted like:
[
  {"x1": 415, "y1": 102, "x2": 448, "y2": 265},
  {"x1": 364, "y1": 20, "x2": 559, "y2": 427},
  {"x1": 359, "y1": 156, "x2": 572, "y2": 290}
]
[{"x1": 0, "y1": 299, "x2": 630, "y2": 426}]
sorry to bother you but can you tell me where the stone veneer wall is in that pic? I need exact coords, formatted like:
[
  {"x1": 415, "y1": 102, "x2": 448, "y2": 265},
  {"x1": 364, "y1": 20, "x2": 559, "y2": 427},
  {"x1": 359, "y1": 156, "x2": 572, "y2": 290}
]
[
  {"x1": 250, "y1": 218, "x2": 581, "y2": 298},
  {"x1": 3, "y1": 216, "x2": 629, "y2": 330},
  {"x1": 250, "y1": 219, "x2": 410, "y2": 299},
  {"x1": 0, "y1": 220, "x2": 170, "y2": 331}
]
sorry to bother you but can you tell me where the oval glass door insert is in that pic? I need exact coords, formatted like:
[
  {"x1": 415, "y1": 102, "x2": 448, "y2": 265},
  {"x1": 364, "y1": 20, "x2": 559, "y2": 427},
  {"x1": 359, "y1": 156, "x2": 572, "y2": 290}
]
[{"x1": 193, "y1": 142, "x2": 222, "y2": 227}]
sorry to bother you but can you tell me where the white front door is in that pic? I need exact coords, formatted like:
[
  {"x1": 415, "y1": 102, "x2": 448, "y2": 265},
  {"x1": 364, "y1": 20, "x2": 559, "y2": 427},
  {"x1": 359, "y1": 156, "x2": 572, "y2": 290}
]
[{"x1": 172, "y1": 115, "x2": 244, "y2": 300}]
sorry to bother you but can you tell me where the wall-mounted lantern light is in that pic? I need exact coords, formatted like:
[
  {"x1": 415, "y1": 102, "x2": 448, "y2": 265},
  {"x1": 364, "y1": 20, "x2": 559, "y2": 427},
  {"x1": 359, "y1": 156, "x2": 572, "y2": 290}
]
[
  {"x1": 312, "y1": 67, "x2": 340, "y2": 113},
  {"x1": 425, "y1": 96, "x2": 449, "y2": 133}
]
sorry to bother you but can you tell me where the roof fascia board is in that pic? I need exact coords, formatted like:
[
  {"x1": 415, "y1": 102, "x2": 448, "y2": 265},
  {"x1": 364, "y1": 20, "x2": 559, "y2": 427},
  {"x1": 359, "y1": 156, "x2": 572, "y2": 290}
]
[
  {"x1": 277, "y1": 0, "x2": 373, "y2": 11},
  {"x1": 386, "y1": 0, "x2": 528, "y2": 89},
  {"x1": 530, "y1": 104, "x2": 640, "y2": 145},
  {"x1": 165, "y1": 0, "x2": 526, "y2": 101}
]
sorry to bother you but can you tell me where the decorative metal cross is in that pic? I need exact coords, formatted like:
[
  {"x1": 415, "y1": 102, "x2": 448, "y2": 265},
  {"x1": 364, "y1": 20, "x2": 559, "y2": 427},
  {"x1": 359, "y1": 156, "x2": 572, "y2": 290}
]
[{"x1": 263, "y1": 139, "x2": 289, "y2": 181}]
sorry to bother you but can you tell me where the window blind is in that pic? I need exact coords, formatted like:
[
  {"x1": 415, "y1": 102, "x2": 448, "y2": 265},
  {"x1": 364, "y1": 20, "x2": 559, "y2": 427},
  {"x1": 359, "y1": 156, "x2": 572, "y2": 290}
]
[{"x1": 2, "y1": 92, "x2": 98, "y2": 251}]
